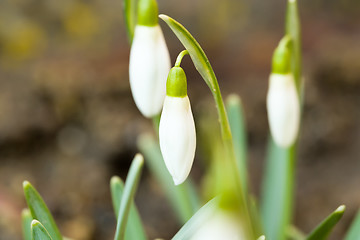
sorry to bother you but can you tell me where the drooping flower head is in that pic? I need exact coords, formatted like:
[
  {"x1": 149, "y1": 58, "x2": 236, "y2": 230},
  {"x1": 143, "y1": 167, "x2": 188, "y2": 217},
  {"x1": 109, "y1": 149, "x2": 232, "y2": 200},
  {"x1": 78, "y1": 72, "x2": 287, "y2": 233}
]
[
  {"x1": 129, "y1": 0, "x2": 171, "y2": 117},
  {"x1": 159, "y1": 51, "x2": 196, "y2": 185},
  {"x1": 267, "y1": 36, "x2": 300, "y2": 147}
]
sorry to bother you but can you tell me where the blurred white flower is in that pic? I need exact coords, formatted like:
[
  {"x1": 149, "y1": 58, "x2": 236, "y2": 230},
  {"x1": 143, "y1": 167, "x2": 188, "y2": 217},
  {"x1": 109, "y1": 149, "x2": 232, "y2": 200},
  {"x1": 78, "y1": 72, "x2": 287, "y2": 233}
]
[
  {"x1": 129, "y1": 25, "x2": 170, "y2": 117},
  {"x1": 191, "y1": 210, "x2": 247, "y2": 240},
  {"x1": 267, "y1": 73, "x2": 300, "y2": 147},
  {"x1": 159, "y1": 95, "x2": 196, "y2": 185}
]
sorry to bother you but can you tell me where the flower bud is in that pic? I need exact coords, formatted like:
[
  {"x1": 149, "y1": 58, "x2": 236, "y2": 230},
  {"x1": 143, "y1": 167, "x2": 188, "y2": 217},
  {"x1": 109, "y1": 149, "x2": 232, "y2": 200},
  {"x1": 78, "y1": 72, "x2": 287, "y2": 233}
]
[
  {"x1": 159, "y1": 66, "x2": 196, "y2": 185},
  {"x1": 129, "y1": 0, "x2": 170, "y2": 117},
  {"x1": 266, "y1": 36, "x2": 300, "y2": 147}
]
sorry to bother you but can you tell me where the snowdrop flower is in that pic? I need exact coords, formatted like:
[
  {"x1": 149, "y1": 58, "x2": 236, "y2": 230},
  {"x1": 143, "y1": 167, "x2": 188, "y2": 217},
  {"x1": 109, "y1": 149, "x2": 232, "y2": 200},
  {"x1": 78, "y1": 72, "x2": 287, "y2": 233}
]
[
  {"x1": 159, "y1": 53, "x2": 196, "y2": 185},
  {"x1": 267, "y1": 36, "x2": 300, "y2": 148},
  {"x1": 129, "y1": 0, "x2": 170, "y2": 117}
]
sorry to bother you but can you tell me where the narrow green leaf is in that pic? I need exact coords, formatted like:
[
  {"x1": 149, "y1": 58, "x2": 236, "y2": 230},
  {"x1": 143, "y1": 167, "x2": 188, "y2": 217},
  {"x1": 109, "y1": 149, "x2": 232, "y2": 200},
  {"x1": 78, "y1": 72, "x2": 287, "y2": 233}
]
[
  {"x1": 138, "y1": 133, "x2": 200, "y2": 224},
  {"x1": 159, "y1": 15, "x2": 217, "y2": 92},
  {"x1": 114, "y1": 154, "x2": 144, "y2": 240},
  {"x1": 345, "y1": 209, "x2": 360, "y2": 240},
  {"x1": 159, "y1": 14, "x2": 233, "y2": 143},
  {"x1": 306, "y1": 205, "x2": 345, "y2": 240},
  {"x1": 257, "y1": 236, "x2": 266, "y2": 240},
  {"x1": 123, "y1": 0, "x2": 137, "y2": 43},
  {"x1": 172, "y1": 197, "x2": 219, "y2": 240},
  {"x1": 110, "y1": 176, "x2": 147, "y2": 240},
  {"x1": 261, "y1": 138, "x2": 296, "y2": 240},
  {"x1": 31, "y1": 220, "x2": 53, "y2": 240},
  {"x1": 110, "y1": 176, "x2": 123, "y2": 219},
  {"x1": 23, "y1": 181, "x2": 62, "y2": 240},
  {"x1": 22, "y1": 208, "x2": 33, "y2": 240},
  {"x1": 226, "y1": 94, "x2": 248, "y2": 193}
]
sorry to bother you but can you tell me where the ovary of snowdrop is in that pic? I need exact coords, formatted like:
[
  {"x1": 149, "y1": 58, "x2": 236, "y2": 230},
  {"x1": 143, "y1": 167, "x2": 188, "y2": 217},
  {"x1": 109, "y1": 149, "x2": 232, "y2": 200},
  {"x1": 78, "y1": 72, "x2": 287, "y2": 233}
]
[
  {"x1": 129, "y1": 0, "x2": 170, "y2": 117},
  {"x1": 159, "y1": 65, "x2": 196, "y2": 185}
]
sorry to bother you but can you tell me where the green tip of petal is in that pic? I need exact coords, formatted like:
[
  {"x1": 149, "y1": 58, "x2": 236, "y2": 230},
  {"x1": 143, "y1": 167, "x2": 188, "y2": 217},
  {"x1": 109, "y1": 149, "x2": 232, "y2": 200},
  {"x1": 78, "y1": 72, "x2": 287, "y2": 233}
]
[
  {"x1": 272, "y1": 35, "x2": 292, "y2": 74},
  {"x1": 166, "y1": 67, "x2": 187, "y2": 98},
  {"x1": 137, "y1": 0, "x2": 158, "y2": 26}
]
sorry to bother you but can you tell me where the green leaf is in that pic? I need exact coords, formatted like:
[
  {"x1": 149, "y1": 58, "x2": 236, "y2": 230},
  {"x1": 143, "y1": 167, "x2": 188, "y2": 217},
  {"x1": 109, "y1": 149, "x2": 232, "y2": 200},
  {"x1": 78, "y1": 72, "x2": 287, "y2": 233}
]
[
  {"x1": 123, "y1": 0, "x2": 137, "y2": 43},
  {"x1": 159, "y1": 14, "x2": 233, "y2": 142},
  {"x1": 226, "y1": 94, "x2": 248, "y2": 194},
  {"x1": 172, "y1": 197, "x2": 219, "y2": 240},
  {"x1": 31, "y1": 220, "x2": 53, "y2": 240},
  {"x1": 345, "y1": 209, "x2": 360, "y2": 240},
  {"x1": 22, "y1": 208, "x2": 33, "y2": 240},
  {"x1": 23, "y1": 181, "x2": 62, "y2": 240},
  {"x1": 306, "y1": 205, "x2": 345, "y2": 240},
  {"x1": 110, "y1": 176, "x2": 147, "y2": 240},
  {"x1": 159, "y1": 15, "x2": 217, "y2": 92},
  {"x1": 114, "y1": 154, "x2": 144, "y2": 240},
  {"x1": 138, "y1": 133, "x2": 200, "y2": 224},
  {"x1": 261, "y1": 138, "x2": 296, "y2": 240}
]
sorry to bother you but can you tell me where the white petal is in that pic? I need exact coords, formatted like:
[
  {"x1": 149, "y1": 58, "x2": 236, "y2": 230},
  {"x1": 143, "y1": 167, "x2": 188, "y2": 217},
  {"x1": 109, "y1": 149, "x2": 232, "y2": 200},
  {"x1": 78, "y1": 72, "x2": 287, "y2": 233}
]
[
  {"x1": 266, "y1": 73, "x2": 300, "y2": 147},
  {"x1": 191, "y1": 211, "x2": 247, "y2": 240},
  {"x1": 159, "y1": 96, "x2": 196, "y2": 185},
  {"x1": 129, "y1": 25, "x2": 171, "y2": 117}
]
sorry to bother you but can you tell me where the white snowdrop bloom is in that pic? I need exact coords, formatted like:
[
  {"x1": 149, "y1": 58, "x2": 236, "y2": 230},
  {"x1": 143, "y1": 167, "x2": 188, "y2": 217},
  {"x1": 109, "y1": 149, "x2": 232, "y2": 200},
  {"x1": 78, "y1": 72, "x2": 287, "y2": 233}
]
[
  {"x1": 128, "y1": 0, "x2": 170, "y2": 117},
  {"x1": 267, "y1": 73, "x2": 300, "y2": 147},
  {"x1": 159, "y1": 65, "x2": 196, "y2": 185},
  {"x1": 191, "y1": 210, "x2": 247, "y2": 240}
]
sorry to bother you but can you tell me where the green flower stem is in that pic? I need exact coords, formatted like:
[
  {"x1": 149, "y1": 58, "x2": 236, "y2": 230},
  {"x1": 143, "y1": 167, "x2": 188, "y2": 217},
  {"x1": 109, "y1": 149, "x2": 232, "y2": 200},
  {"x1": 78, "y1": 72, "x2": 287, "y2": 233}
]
[
  {"x1": 175, "y1": 50, "x2": 189, "y2": 67},
  {"x1": 21, "y1": 208, "x2": 33, "y2": 240},
  {"x1": 159, "y1": 14, "x2": 253, "y2": 238},
  {"x1": 306, "y1": 205, "x2": 346, "y2": 240},
  {"x1": 261, "y1": 1, "x2": 302, "y2": 239},
  {"x1": 286, "y1": 0, "x2": 302, "y2": 91},
  {"x1": 114, "y1": 154, "x2": 144, "y2": 240},
  {"x1": 122, "y1": 0, "x2": 137, "y2": 44}
]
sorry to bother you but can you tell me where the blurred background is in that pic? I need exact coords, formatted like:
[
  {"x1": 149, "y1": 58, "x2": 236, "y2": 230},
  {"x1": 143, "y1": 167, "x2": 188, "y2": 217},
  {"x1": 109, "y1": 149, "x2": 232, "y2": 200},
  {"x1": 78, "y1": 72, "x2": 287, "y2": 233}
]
[{"x1": 0, "y1": 0, "x2": 359, "y2": 239}]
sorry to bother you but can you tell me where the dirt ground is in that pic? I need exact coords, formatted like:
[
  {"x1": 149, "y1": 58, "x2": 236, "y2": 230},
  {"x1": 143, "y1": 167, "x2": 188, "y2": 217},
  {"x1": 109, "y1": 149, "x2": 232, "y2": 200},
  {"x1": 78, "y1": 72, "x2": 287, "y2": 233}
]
[{"x1": 0, "y1": 0, "x2": 359, "y2": 239}]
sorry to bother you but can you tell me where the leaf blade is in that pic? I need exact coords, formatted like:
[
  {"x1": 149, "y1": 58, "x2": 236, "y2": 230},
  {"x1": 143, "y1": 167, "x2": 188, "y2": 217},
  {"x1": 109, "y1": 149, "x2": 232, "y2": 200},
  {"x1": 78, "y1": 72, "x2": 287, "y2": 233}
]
[
  {"x1": 114, "y1": 154, "x2": 144, "y2": 240},
  {"x1": 306, "y1": 205, "x2": 345, "y2": 240},
  {"x1": 172, "y1": 197, "x2": 219, "y2": 240},
  {"x1": 23, "y1": 181, "x2": 62, "y2": 240},
  {"x1": 226, "y1": 94, "x2": 248, "y2": 193},
  {"x1": 345, "y1": 209, "x2": 360, "y2": 240},
  {"x1": 22, "y1": 208, "x2": 33, "y2": 240},
  {"x1": 31, "y1": 220, "x2": 53, "y2": 240},
  {"x1": 110, "y1": 176, "x2": 147, "y2": 240}
]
